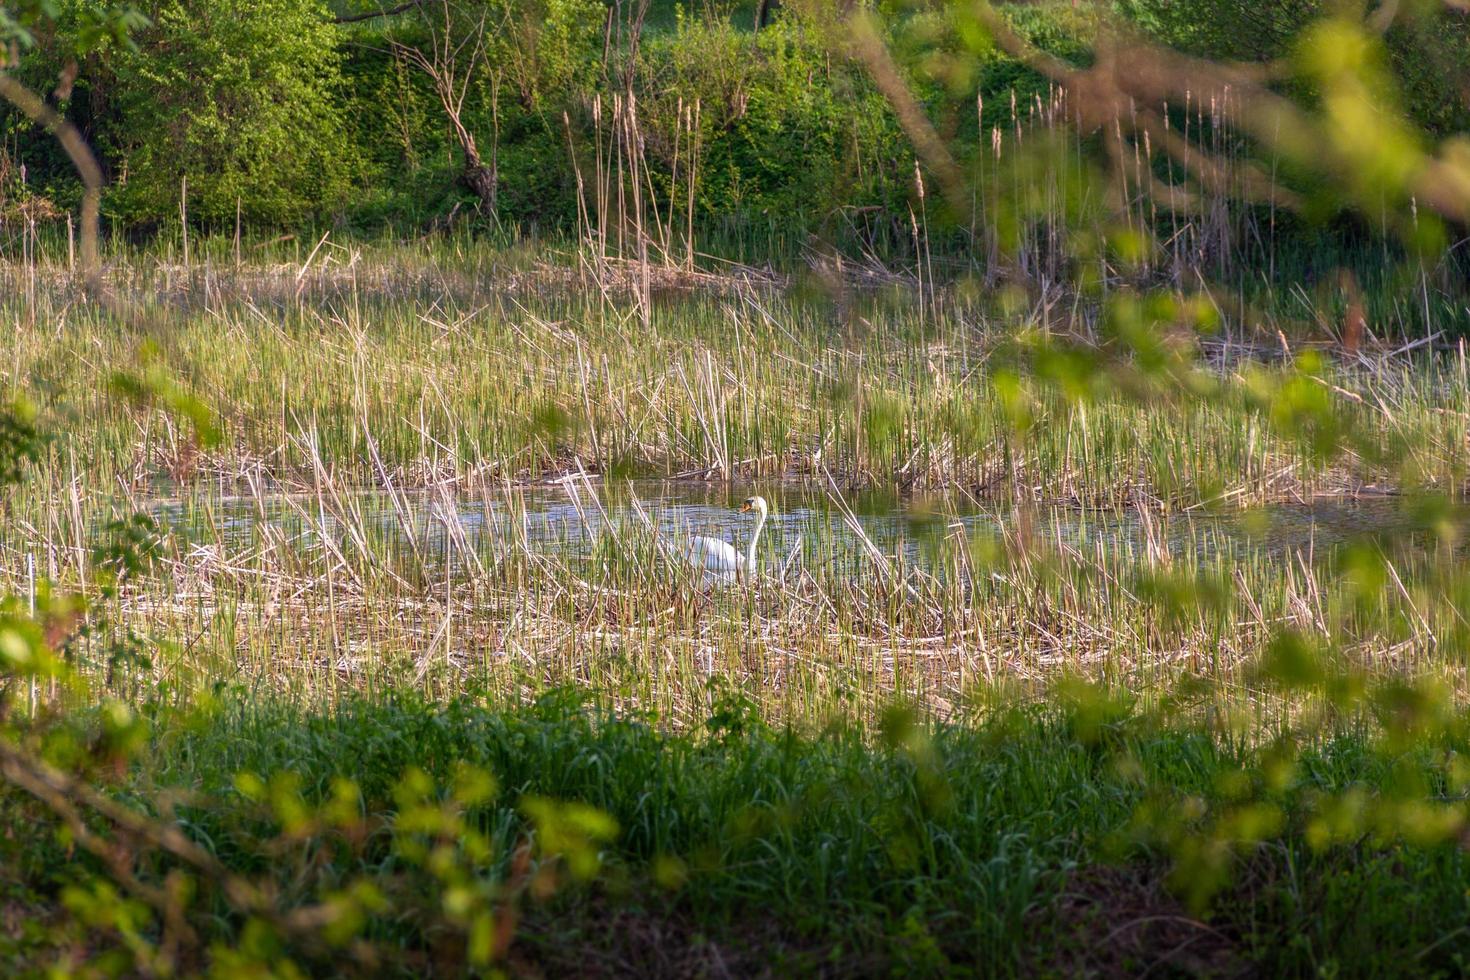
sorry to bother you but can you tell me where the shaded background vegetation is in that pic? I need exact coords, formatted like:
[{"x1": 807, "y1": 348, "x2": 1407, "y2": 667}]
[{"x1": 2, "y1": 0, "x2": 1465, "y2": 266}]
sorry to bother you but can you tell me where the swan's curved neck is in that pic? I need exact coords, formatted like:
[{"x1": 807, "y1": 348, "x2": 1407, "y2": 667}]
[{"x1": 745, "y1": 508, "x2": 767, "y2": 572}]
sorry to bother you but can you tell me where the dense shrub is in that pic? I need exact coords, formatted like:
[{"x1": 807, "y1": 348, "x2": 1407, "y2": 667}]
[
  {"x1": 1118, "y1": 0, "x2": 1470, "y2": 137},
  {"x1": 94, "y1": 0, "x2": 357, "y2": 225},
  {"x1": 1, "y1": 0, "x2": 1464, "y2": 254},
  {"x1": 0, "y1": 0, "x2": 1098, "y2": 244}
]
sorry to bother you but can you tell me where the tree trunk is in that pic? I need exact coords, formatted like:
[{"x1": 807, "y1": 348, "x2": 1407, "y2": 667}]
[
  {"x1": 461, "y1": 162, "x2": 497, "y2": 212},
  {"x1": 456, "y1": 134, "x2": 497, "y2": 212},
  {"x1": 754, "y1": 0, "x2": 779, "y2": 30}
]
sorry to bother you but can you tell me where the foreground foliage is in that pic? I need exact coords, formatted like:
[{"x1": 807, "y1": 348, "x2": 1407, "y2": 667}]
[{"x1": 6, "y1": 689, "x2": 1470, "y2": 975}]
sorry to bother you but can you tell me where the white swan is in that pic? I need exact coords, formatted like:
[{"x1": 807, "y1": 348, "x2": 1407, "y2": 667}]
[{"x1": 685, "y1": 495, "x2": 768, "y2": 580}]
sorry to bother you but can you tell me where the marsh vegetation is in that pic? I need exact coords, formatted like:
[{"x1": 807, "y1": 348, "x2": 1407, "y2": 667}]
[{"x1": 6, "y1": 0, "x2": 1470, "y2": 975}]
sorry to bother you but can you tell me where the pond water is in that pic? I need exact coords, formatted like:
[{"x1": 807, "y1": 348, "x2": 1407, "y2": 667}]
[{"x1": 146, "y1": 480, "x2": 1443, "y2": 578}]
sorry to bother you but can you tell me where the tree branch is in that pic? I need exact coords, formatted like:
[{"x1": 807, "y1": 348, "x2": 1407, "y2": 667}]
[
  {"x1": 334, "y1": 1, "x2": 421, "y2": 24},
  {"x1": 0, "y1": 71, "x2": 101, "y2": 286},
  {"x1": 845, "y1": 12, "x2": 969, "y2": 218}
]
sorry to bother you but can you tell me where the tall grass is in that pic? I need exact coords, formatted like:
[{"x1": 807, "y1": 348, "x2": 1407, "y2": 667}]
[
  {"x1": 5, "y1": 245, "x2": 1470, "y2": 509},
  {"x1": 1, "y1": 244, "x2": 1468, "y2": 730},
  {"x1": 2, "y1": 444, "x2": 1464, "y2": 730}
]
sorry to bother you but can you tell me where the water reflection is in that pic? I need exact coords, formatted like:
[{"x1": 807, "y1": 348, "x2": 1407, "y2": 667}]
[{"x1": 146, "y1": 481, "x2": 1444, "y2": 579}]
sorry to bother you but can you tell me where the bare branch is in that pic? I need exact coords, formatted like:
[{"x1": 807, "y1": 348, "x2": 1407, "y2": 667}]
[
  {"x1": 0, "y1": 71, "x2": 101, "y2": 285},
  {"x1": 845, "y1": 12, "x2": 969, "y2": 218}
]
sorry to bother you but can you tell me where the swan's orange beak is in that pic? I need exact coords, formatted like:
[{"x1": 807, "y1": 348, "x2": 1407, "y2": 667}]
[{"x1": 738, "y1": 502, "x2": 751, "y2": 513}]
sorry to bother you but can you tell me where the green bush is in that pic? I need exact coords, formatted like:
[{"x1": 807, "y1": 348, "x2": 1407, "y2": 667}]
[
  {"x1": 95, "y1": 0, "x2": 357, "y2": 225},
  {"x1": 1, "y1": 0, "x2": 1091, "y2": 247},
  {"x1": 1117, "y1": 0, "x2": 1470, "y2": 137}
]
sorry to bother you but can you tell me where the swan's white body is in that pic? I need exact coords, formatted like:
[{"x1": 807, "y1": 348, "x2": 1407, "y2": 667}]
[{"x1": 685, "y1": 496, "x2": 767, "y2": 579}]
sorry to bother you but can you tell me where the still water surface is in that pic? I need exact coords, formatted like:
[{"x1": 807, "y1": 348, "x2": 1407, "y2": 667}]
[{"x1": 146, "y1": 481, "x2": 1436, "y2": 576}]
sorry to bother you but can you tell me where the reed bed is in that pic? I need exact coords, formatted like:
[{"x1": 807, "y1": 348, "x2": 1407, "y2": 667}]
[
  {"x1": 4, "y1": 246, "x2": 1470, "y2": 511},
  {"x1": 2, "y1": 246, "x2": 1469, "y2": 726},
  {"x1": 1, "y1": 444, "x2": 1463, "y2": 728}
]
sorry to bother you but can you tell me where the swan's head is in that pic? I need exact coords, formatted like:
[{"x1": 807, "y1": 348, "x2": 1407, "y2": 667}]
[{"x1": 738, "y1": 495, "x2": 768, "y2": 517}]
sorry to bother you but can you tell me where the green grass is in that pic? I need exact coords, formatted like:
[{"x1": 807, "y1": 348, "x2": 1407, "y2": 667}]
[{"x1": 7, "y1": 688, "x2": 1470, "y2": 975}]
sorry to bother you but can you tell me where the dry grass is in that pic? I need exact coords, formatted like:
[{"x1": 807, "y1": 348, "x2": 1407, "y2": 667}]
[{"x1": 2, "y1": 245, "x2": 1468, "y2": 728}]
